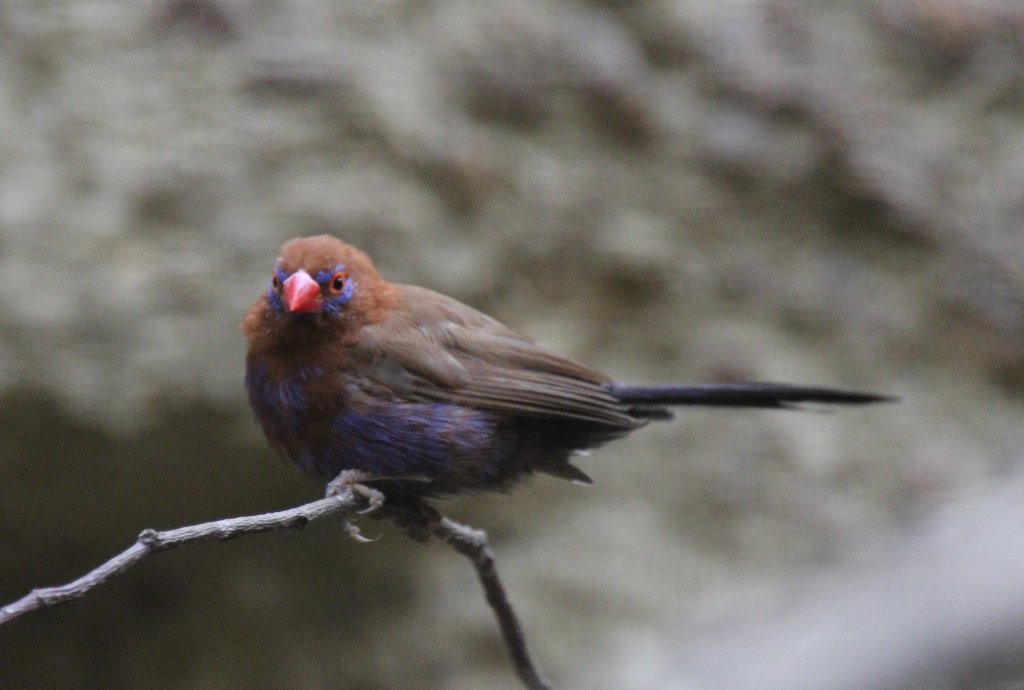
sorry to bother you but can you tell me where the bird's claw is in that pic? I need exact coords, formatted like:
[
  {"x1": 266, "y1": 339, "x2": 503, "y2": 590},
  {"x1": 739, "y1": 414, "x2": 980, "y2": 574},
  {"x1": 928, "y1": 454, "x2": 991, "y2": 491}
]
[
  {"x1": 342, "y1": 519, "x2": 379, "y2": 543},
  {"x1": 326, "y1": 470, "x2": 385, "y2": 543},
  {"x1": 325, "y1": 470, "x2": 396, "y2": 516},
  {"x1": 325, "y1": 469, "x2": 370, "y2": 498},
  {"x1": 354, "y1": 484, "x2": 385, "y2": 514}
]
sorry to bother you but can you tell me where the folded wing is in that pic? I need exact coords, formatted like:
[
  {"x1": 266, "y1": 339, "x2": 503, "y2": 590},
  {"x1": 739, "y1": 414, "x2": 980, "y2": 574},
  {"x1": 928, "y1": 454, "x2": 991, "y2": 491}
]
[{"x1": 350, "y1": 285, "x2": 640, "y2": 428}]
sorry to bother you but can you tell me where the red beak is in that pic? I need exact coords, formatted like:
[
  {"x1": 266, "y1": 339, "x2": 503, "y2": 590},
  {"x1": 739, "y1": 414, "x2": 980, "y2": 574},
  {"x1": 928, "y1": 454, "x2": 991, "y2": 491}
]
[{"x1": 282, "y1": 270, "x2": 321, "y2": 313}]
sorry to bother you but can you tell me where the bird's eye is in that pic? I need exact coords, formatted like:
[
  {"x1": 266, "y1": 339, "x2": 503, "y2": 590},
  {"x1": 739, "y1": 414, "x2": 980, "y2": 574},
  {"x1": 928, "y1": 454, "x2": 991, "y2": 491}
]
[
  {"x1": 271, "y1": 273, "x2": 282, "y2": 292},
  {"x1": 329, "y1": 271, "x2": 347, "y2": 294}
]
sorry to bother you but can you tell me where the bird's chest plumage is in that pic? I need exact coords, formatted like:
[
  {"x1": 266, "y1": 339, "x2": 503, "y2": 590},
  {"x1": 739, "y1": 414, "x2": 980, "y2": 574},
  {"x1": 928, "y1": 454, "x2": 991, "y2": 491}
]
[
  {"x1": 245, "y1": 360, "x2": 327, "y2": 437},
  {"x1": 244, "y1": 355, "x2": 507, "y2": 489},
  {"x1": 245, "y1": 357, "x2": 350, "y2": 470}
]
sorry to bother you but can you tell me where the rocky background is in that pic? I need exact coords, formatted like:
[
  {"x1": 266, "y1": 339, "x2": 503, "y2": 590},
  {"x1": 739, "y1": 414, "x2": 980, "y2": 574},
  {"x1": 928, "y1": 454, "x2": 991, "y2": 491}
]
[{"x1": 2, "y1": 1, "x2": 1024, "y2": 688}]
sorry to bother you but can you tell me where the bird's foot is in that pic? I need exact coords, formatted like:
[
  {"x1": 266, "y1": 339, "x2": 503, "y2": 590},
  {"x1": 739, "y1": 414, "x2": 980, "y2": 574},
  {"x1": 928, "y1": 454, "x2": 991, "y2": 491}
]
[
  {"x1": 325, "y1": 470, "x2": 442, "y2": 543},
  {"x1": 341, "y1": 519, "x2": 379, "y2": 544},
  {"x1": 325, "y1": 469, "x2": 365, "y2": 497},
  {"x1": 325, "y1": 470, "x2": 387, "y2": 542},
  {"x1": 326, "y1": 470, "x2": 386, "y2": 514}
]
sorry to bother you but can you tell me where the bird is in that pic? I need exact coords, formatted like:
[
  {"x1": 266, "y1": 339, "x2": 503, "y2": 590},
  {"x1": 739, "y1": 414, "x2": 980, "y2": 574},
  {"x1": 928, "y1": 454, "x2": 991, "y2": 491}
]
[{"x1": 243, "y1": 235, "x2": 890, "y2": 499}]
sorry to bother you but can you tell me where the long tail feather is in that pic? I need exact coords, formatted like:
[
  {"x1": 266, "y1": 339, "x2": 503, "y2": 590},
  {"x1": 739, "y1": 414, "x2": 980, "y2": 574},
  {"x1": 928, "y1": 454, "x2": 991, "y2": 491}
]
[{"x1": 609, "y1": 382, "x2": 894, "y2": 410}]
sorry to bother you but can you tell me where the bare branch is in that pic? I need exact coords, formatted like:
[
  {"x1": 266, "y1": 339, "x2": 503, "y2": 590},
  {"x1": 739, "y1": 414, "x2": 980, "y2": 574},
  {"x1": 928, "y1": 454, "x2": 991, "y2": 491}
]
[
  {"x1": 0, "y1": 484, "x2": 550, "y2": 689},
  {"x1": 375, "y1": 500, "x2": 552, "y2": 690},
  {"x1": 435, "y1": 517, "x2": 552, "y2": 690},
  {"x1": 0, "y1": 490, "x2": 364, "y2": 628}
]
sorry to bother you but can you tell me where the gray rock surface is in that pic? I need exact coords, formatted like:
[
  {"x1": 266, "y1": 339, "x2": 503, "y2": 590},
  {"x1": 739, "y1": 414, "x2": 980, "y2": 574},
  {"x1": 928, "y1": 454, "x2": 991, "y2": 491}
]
[{"x1": 2, "y1": 1, "x2": 1023, "y2": 688}]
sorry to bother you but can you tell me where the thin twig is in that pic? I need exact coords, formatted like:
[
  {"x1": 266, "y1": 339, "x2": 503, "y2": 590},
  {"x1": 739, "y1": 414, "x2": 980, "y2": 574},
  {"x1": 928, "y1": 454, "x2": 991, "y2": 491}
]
[
  {"x1": 0, "y1": 490, "x2": 364, "y2": 628},
  {"x1": 434, "y1": 517, "x2": 552, "y2": 690},
  {"x1": 376, "y1": 501, "x2": 552, "y2": 690}
]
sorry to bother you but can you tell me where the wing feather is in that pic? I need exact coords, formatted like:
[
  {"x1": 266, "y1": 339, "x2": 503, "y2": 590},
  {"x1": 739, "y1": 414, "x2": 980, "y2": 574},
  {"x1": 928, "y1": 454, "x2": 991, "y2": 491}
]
[{"x1": 350, "y1": 286, "x2": 638, "y2": 428}]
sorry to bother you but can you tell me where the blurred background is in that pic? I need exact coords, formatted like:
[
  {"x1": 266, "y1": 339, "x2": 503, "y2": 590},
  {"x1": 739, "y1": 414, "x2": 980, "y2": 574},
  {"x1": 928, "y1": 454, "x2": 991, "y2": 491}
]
[{"x1": 2, "y1": 1, "x2": 1024, "y2": 688}]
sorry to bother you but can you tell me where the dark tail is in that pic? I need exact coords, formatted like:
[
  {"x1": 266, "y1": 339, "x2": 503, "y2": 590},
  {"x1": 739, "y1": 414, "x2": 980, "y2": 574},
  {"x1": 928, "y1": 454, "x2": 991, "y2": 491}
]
[{"x1": 609, "y1": 382, "x2": 894, "y2": 419}]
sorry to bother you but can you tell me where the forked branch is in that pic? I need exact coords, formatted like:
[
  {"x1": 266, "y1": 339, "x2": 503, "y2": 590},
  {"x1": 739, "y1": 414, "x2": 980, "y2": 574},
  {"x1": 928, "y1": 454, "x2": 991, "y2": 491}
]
[{"x1": 0, "y1": 484, "x2": 550, "y2": 689}]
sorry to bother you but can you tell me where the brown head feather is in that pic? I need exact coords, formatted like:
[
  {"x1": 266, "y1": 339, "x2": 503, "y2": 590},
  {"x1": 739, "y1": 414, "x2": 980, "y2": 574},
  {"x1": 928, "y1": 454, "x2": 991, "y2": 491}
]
[
  {"x1": 243, "y1": 235, "x2": 399, "y2": 356},
  {"x1": 276, "y1": 235, "x2": 376, "y2": 281}
]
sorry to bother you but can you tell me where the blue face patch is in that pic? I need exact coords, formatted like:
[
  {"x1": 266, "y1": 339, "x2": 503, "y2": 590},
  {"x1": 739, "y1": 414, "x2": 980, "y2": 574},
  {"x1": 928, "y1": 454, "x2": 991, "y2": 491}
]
[
  {"x1": 314, "y1": 264, "x2": 355, "y2": 316},
  {"x1": 266, "y1": 268, "x2": 288, "y2": 313},
  {"x1": 266, "y1": 264, "x2": 355, "y2": 316}
]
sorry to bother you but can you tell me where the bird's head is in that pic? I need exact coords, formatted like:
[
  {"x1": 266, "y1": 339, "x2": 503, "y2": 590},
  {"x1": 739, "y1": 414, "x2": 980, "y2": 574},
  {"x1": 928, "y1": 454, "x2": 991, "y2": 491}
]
[{"x1": 244, "y1": 235, "x2": 395, "y2": 347}]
